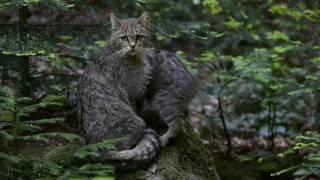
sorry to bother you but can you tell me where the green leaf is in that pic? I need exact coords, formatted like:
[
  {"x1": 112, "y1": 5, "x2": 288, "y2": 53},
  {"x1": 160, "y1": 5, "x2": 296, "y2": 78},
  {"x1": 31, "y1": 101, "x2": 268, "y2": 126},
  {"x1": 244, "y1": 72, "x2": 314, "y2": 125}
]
[
  {"x1": 0, "y1": 111, "x2": 15, "y2": 121},
  {"x1": 18, "y1": 132, "x2": 84, "y2": 144},
  {"x1": 41, "y1": 95, "x2": 65, "y2": 103},
  {"x1": 203, "y1": 0, "x2": 222, "y2": 15},
  {"x1": 271, "y1": 165, "x2": 301, "y2": 176},
  {"x1": 19, "y1": 105, "x2": 39, "y2": 115},
  {"x1": 38, "y1": 102, "x2": 64, "y2": 108},
  {"x1": 267, "y1": 31, "x2": 289, "y2": 41},
  {"x1": 23, "y1": 118, "x2": 65, "y2": 125},
  {"x1": 293, "y1": 168, "x2": 312, "y2": 176},
  {"x1": 16, "y1": 97, "x2": 33, "y2": 104},
  {"x1": 92, "y1": 177, "x2": 115, "y2": 180},
  {"x1": 0, "y1": 121, "x2": 13, "y2": 129},
  {"x1": 74, "y1": 138, "x2": 122, "y2": 159},
  {"x1": 0, "y1": 152, "x2": 20, "y2": 163},
  {"x1": 0, "y1": 130, "x2": 15, "y2": 142},
  {"x1": 224, "y1": 17, "x2": 243, "y2": 29},
  {"x1": 18, "y1": 123, "x2": 42, "y2": 132}
]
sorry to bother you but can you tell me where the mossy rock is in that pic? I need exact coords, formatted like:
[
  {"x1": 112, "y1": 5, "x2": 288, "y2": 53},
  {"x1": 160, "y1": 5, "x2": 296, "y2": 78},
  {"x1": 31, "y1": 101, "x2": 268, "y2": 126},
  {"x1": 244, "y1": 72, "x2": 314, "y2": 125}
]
[
  {"x1": 117, "y1": 122, "x2": 220, "y2": 180},
  {"x1": 10, "y1": 121, "x2": 219, "y2": 179}
]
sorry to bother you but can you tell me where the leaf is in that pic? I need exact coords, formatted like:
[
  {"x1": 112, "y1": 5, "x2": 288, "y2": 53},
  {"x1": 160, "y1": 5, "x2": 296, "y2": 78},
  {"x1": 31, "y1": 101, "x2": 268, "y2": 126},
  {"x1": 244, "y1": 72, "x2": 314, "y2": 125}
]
[
  {"x1": 271, "y1": 165, "x2": 301, "y2": 176},
  {"x1": 0, "y1": 152, "x2": 20, "y2": 163},
  {"x1": 38, "y1": 102, "x2": 64, "y2": 108},
  {"x1": 0, "y1": 111, "x2": 15, "y2": 121},
  {"x1": 78, "y1": 163, "x2": 114, "y2": 177},
  {"x1": 92, "y1": 177, "x2": 115, "y2": 180},
  {"x1": 23, "y1": 118, "x2": 65, "y2": 125},
  {"x1": 18, "y1": 132, "x2": 84, "y2": 144},
  {"x1": 267, "y1": 31, "x2": 289, "y2": 42},
  {"x1": 16, "y1": 97, "x2": 33, "y2": 104},
  {"x1": 0, "y1": 121, "x2": 13, "y2": 129},
  {"x1": 293, "y1": 168, "x2": 312, "y2": 176},
  {"x1": 74, "y1": 138, "x2": 123, "y2": 159},
  {"x1": 17, "y1": 123, "x2": 42, "y2": 133},
  {"x1": 224, "y1": 17, "x2": 243, "y2": 29},
  {"x1": 203, "y1": 0, "x2": 222, "y2": 15},
  {"x1": 18, "y1": 134, "x2": 50, "y2": 143},
  {"x1": 0, "y1": 130, "x2": 15, "y2": 143},
  {"x1": 41, "y1": 95, "x2": 65, "y2": 103},
  {"x1": 19, "y1": 105, "x2": 40, "y2": 115},
  {"x1": 33, "y1": 160, "x2": 63, "y2": 176}
]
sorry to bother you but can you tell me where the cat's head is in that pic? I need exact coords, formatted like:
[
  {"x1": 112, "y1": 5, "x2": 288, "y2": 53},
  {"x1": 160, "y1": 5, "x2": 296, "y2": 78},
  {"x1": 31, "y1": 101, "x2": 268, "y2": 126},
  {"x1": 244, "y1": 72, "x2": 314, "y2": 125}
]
[{"x1": 110, "y1": 12, "x2": 150, "y2": 58}]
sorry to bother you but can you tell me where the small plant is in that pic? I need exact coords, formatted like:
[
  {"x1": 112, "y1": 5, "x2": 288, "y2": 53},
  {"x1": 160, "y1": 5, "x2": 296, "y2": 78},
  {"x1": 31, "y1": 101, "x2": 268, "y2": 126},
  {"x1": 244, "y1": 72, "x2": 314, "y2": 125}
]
[
  {"x1": 0, "y1": 85, "x2": 87, "y2": 178},
  {"x1": 272, "y1": 131, "x2": 320, "y2": 179}
]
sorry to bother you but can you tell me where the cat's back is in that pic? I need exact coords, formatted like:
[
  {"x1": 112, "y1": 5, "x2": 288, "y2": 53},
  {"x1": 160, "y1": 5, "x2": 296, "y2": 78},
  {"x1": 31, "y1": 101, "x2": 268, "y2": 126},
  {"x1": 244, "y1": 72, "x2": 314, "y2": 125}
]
[{"x1": 155, "y1": 50, "x2": 194, "y2": 88}]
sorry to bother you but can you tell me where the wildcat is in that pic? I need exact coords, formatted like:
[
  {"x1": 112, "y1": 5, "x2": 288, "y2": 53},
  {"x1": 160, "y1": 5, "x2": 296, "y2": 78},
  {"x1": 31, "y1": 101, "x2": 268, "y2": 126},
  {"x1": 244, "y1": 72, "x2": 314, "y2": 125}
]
[
  {"x1": 78, "y1": 12, "x2": 160, "y2": 168},
  {"x1": 78, "y1": 12, "x2": 233, "y2": 168}
]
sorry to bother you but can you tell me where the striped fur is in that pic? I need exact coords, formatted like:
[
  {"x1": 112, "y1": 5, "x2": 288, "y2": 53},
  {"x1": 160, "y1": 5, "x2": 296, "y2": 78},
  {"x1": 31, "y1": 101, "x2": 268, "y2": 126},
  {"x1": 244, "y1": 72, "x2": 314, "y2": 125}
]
[
  {"x1": 78, "y1": 13, "x2": 160, "y2": 169},
  {"x1": 101, "y1": 129, "x2": 160, "y2": 169},
  {"x1": 78, "y1": 12, "x2": 233, "y2": 169},
  {"x1": 141, "y1": 51, "x2": 233, "y2": 146}
]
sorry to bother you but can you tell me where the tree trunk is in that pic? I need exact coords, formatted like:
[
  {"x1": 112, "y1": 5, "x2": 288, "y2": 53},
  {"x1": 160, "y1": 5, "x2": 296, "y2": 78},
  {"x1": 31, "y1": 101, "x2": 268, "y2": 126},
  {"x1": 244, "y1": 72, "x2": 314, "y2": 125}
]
[{"x1": 117, "y1": 120, "x2": 220, "y2": 180}]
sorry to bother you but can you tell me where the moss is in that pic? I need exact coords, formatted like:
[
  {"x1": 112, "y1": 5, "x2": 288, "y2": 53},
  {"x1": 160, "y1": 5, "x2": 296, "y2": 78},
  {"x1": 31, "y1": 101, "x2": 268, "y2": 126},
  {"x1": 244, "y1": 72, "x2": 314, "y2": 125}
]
[
  {"x1": 214, "y1": 153, "x2": 300, "y2": 180},
  {"x1": 117, "y1": 171, "x2": 147, "y2": 180},
  {"x1": 13, "y1": 121, "x2": 220, "y2": 179},
  {"x1": 214, "y1": 155, "x2": 260, "y2": 180},
  {"x1": 117, "y1": 121, "x2": 220, "y2": 180},
  {"x1": 43, "y1": 143, "x2": 81, "y2": 165}
]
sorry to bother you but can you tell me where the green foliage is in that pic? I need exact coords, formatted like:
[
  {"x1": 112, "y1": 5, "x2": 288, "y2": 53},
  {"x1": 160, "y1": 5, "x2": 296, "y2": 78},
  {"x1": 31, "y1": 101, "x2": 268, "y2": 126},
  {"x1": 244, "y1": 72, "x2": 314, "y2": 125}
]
[
  {"x1": 0, "y1": 0, "x2": 319, "y2": 179},
  {"x1": 0, "y1": 0, "x2": 75, "y2": 11},
  {"x1": 273, "y1": 131, "x2": 320, "y2": 179},
  {"x1": 0, "y1": 85, "x2": 88, "y2": 178},
  {"x1": 203, "y1": 0, "x2": 222, "y2": 15},
  {"x1": 74, "y1": 138, "x2": 121, "y2": 159}
]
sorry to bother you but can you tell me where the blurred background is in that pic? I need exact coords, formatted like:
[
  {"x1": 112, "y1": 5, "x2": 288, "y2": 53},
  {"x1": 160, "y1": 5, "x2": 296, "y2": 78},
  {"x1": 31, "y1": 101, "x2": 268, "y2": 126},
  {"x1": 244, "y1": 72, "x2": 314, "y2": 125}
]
[{"x1": 0, "y1": 0, "x2": 319, "y2": 179}]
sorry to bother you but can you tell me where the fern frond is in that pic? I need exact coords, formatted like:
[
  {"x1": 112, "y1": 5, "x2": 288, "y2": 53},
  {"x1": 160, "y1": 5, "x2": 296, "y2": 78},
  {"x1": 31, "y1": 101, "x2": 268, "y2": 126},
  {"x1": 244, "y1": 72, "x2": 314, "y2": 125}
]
[
  {"x1": 17, "y1": 123, "x2": 42, "y2": 132},
  {"x1": 79, "y1": 163, "x2": 114, "y2": 176},
  {"x1": 0, "y1": 111, "x2": 15, "y2": 121},
  {"x1": 0, "y1": 130, "x2": 15, "y2": 145},
  {"x1": 0, "y1": 121, "x2": 13, "y2": 129},
  {"x1": 16, "y1": 97, "x2": 33, "y2": 104},
  {"x1": 38, "y1": 102, "x2": 64, "y2": 108},
  {"x1": 17, "y1": 132, "x2": 84, "y2": 144},
  {"x1": 18, "y1": 105, "x2": 40, "y2": 115},
  {"x1": 74, "y1": 138, "x2": 122, "y2": 159},
  {"x1": 22, "y1": 117, "x2": 65, "y2": 125},
  {"x1": 0, "y1": 152, "x2": 20, "y2": 164},
  {"x1": 42, "y1": 95, "x2": 65, "y2": 103}
]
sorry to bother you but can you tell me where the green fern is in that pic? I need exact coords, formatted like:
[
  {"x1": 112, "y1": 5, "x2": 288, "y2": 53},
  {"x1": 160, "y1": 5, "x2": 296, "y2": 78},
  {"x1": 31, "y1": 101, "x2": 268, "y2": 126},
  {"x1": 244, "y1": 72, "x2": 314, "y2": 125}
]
[
  {"x1": 272, "y1": 131, "x2": 320, "y2": 179},
  {"x1": 0, "y1": 85, "x2": 88, "y2": 178},
  {"x1": 74, "y1": 138, "x2": 123, "y2": 159}
]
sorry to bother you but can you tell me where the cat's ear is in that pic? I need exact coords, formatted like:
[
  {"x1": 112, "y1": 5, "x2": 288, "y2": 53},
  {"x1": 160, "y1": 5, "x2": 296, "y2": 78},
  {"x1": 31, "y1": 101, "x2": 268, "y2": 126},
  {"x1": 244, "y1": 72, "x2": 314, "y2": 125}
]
[
  {"x1": 110, "y1": 13, "x2": 122, "y2": 31},
  {"x1": 137, "y1": 12, "x2": 150, "y2": 30}
]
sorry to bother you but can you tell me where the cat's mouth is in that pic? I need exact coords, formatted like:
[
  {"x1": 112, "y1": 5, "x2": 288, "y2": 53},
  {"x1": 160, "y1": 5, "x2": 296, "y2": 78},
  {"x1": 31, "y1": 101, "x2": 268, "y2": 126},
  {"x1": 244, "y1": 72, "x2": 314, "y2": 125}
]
[
  {"x1": 129, "y1": 50, "x2": 136, "y2": 55},
  {"x1": 128, "y1": 49, "x2": 138, "y2": 56}
]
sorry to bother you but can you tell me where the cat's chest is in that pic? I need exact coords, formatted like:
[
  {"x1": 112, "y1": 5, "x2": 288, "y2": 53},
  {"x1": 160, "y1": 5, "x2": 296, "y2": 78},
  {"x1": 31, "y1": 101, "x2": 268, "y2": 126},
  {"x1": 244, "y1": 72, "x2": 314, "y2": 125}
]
[{"x1": 118, "y1": 62, "x2": 150, "y2": 98}]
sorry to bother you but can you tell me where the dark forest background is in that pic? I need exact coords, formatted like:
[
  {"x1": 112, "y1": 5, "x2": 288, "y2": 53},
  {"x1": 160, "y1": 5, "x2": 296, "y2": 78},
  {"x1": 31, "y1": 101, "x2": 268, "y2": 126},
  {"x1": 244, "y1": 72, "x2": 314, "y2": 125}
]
[{"x1": 0, "y1": 0, "x2": 319, "y2": 179}]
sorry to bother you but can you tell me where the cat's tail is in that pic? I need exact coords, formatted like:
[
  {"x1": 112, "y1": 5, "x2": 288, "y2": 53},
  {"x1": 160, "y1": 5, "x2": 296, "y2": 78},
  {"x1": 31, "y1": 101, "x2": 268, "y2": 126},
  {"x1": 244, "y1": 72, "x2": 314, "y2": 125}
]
[
  {"x1": 102, "y1": 128, "x2": 160, "y2": 169},
  {"x1": 193, "y1": 59, "x2": 233, "y2": 90}
]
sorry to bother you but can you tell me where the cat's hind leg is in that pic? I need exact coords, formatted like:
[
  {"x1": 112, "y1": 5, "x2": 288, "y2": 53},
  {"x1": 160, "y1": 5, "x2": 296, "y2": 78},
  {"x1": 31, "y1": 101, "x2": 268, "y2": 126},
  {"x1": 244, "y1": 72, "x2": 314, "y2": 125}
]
[
  {"x1": 151, "y1": 100, "x2": 185, "y2": 146},
  {"x1": 159, "y1": 116, "x2": 183, "y2": 146}
]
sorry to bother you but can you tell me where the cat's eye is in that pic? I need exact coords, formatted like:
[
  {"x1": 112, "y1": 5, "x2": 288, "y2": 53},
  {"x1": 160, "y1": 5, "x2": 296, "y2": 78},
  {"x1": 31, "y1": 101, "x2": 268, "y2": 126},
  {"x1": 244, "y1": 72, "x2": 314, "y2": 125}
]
[
  {"x1": 120, "y1": 36, "x2": 128, "y2": 41},
  {"x1": 136, "y1": 35, "x2": 144, "y2": 40}
]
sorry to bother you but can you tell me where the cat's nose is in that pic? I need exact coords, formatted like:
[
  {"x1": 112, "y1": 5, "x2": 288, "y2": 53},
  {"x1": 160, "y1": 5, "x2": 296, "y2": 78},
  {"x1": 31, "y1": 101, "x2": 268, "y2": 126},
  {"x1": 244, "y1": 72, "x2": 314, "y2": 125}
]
[{"x1": 129, "y1": 43, "x2": 136, "y2": 49}]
